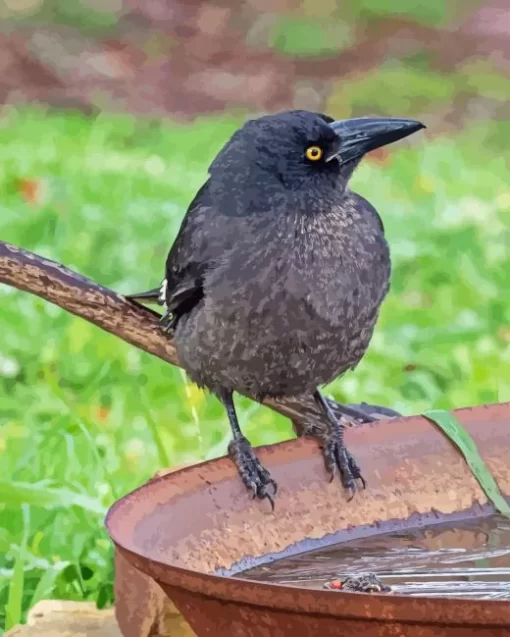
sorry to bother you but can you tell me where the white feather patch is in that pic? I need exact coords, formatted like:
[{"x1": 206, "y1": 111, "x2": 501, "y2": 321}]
[{"x1": 158, "y1": 279, "x2": 167, "y2": 305}]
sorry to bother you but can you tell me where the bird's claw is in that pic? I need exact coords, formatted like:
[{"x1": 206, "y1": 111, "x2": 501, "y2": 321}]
[
  {"x1": 159, "y1": 310, "x2": 177, "y2": 334},
  {"x1": 228, "y1": 436, "x2": 278, "y2": 511},
  {"x1": 321, "y1": 423, "x2": 366, "y2": 498}
]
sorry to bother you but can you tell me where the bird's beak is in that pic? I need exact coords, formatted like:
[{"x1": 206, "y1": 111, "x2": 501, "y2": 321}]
[{"x1": 327, "y1": 117, "x2": 425, "y2": 164}]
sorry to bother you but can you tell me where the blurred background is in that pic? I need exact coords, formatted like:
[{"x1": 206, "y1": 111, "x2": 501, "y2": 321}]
[
  {"x1": 0, "y1": 0, "x2": 509, "y2": 630},
  {"x1": 1, "y1": 0, "x2": 510, "y2": 123}
]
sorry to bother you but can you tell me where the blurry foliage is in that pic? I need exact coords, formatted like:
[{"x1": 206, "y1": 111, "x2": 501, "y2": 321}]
[
  {"x1": 344, "y1": 0, "x2": 478, "y2": 26},
  {"x1": 47, "y1": 0, "x2": 119, "y2": 32},
  {"x1": 0, "y1": 0, "x2": 507, "y2": 125},
  {"x1": 458, "y1": 59, "x2": 510, "y2": 101},
  {"x1": 326, "y1": 62, "x2": 457, "y2": 118},
  {"x1": 1, "y1": 0, "x2": 482, "y2": 31},
  {"x1": 1, "y1": 0, "x2": 120, "y2": 32},
  {"x1": 0, "y1": 107, "x2": 509, "y2": 628},
  {"x1": 327, "y1": 57, "x2": 510, "y2": 119},
  {"x1": 268, "y1": 16, "x2": 353, "y2": 57}
]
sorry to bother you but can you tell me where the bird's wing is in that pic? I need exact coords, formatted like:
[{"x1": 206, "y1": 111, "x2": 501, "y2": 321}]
[
  {"x1": 162, "y1": 180, "x2": 213, "y2": 317},
  {"x1": 124, "y1": 182, "x2": 211, "y2": 309},
  {"x1": 349, "y1": 192, "x2": 385, "y2": 234}
]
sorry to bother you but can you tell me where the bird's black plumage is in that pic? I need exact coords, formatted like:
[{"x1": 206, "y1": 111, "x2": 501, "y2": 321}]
[{"x1": 127, "y1": 110, "x2": 424, "y2": 506}]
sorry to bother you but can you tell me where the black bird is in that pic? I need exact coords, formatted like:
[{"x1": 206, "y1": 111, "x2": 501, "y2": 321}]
[{"x1": 127, "y1": 110, "x2": 424, "y2": 507}]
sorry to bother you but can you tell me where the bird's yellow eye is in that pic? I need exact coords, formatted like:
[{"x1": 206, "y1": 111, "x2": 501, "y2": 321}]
[{"x1": 305, "y1": 146, "x2": 323, "y2": 161}]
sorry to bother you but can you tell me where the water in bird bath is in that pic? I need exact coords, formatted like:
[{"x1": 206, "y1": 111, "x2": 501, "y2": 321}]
[{"x1": 238, "y1": 515, "x2": 510, "y2": 600}]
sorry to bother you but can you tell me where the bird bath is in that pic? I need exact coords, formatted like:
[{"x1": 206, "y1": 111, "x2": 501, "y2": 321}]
[{"x1": 106, "y1": 402, "x2": 510, "y2": 636}]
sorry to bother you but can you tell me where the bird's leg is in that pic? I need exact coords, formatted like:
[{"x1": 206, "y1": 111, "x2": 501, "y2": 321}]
[
  {"x1": 219, "y1": 389, "x2": 278, "y2": 510},
  {"x1": 313, "y1": 389, "x2": 366, "y2": 500},
  {"x1": 326, "y1": 401, "x2": 378, "y2": 424}
]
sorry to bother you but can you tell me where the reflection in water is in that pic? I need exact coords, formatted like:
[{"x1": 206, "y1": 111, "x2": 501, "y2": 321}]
[{"x1": 239, "y1": 515, "x2": 510, "y2": 600}]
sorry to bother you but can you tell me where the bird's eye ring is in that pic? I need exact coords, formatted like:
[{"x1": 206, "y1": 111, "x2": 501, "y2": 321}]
[{"x1": 305, "y1": 146, "x2": 323, "y2": 161}]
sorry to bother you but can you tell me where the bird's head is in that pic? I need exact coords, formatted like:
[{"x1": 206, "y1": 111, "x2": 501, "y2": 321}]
[{"x1": 208, "y1": 110, "x2": 425, "y2": 215}]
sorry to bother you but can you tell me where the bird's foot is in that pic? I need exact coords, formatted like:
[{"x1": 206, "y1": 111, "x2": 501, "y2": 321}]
[
  {"x1": 159, "y1": 310, "x2": 177, "y2": 334},
  {"x1": 228, "y1": 436, "x2": 278, "y2": 510},
  {"x1": 318, "y1": 421, "x2": 366, "y2": 500}
]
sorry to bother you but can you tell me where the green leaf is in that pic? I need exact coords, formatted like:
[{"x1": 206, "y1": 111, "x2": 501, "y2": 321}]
[
  {"x1": 5, "y1": 552, "x2": 24, "y2": 630},
  {"x1": 61, "y1": 564, "x2": 79, "y2": 583},
  {"x1": 0, "y1": 481, "x2": 106, "y2": 515},
  {"x1": 28, "y1": 565, "x2": 65, "y2": 609},
  {"x1": 139, "y1": 388, "x2": 173, "y2": 468},
  {"x1": 80, "y1": 565, "x2": 94, "y2": 581},
  {"x1": 0, "y1": 528, "x2": 10, "y2": 554},
  {"x1": 96, "y1": 583, "x2": 113, "y2": 610},
  {"x1": 4, "y1": 505, "x2": 29, "y2": 630},
  {"x1": 423, "y1": 409, "x2": 510, "y2": 518}
]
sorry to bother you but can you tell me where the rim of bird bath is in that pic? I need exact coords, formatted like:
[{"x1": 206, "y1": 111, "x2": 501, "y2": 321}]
[{"x1": 106, "y1": 402, "x2": 510, "y2": 636}]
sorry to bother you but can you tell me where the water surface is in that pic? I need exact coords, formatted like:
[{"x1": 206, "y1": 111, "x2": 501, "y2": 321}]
[{"x1": 239, "y1": 515, "x2": 510, "y2": 599}]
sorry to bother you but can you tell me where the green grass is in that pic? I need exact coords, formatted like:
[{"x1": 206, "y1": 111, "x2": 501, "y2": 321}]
[
  {"x1": 343, "y1": 0, "x2": 480, "y2": 27},
  {"x1": 0, "y1": 107, "x2": 509, "y2": 630}
]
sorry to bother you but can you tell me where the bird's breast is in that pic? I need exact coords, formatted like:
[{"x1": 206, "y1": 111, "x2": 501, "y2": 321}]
[
  {"x1": 204, "y1": 213, "x2": 390, "y2": 334},
  {"x1": 174, "y1": 196, "x2": 392, "y2": 396}
]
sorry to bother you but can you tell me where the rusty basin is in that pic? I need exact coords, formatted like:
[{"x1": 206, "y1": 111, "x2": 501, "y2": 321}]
[{"x1": 106, "y1": 402, "x2": 510, "y2": 637}]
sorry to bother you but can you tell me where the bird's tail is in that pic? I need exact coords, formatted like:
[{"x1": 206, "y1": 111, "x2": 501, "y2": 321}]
[{"x1": 125, "y1": 287, "x2": 163, "y2": 305}]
